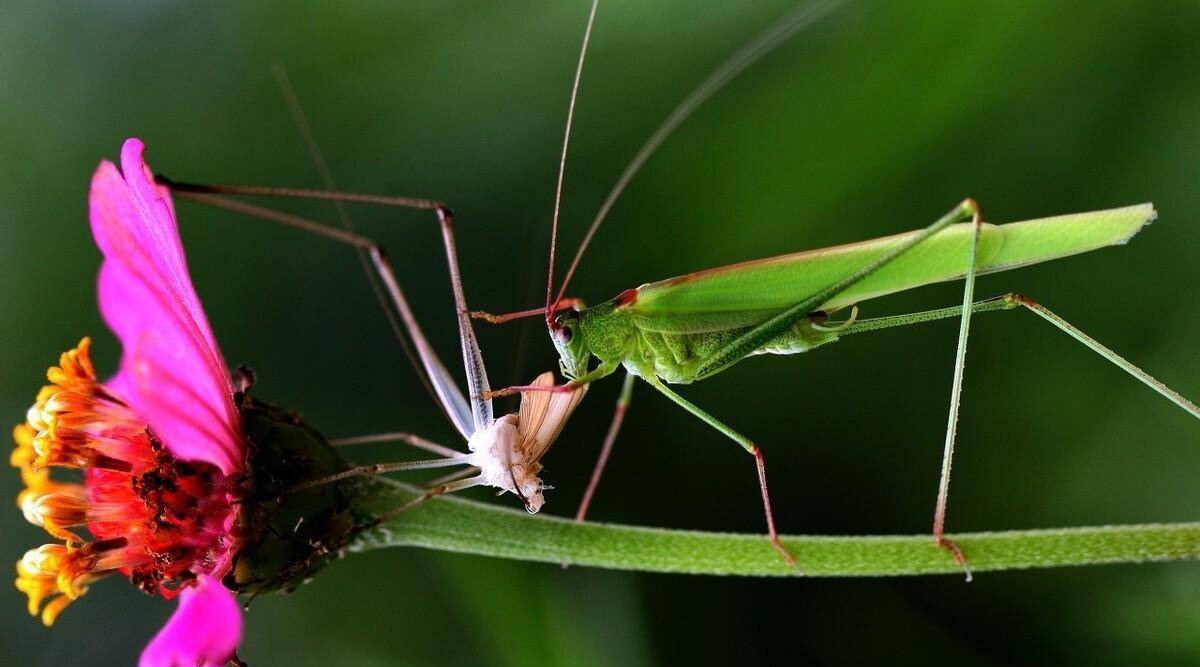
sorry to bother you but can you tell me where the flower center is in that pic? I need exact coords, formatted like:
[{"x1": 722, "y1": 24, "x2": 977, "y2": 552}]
[{"x1": 12, "y1": 339, "x2": 239, "y2": 626}]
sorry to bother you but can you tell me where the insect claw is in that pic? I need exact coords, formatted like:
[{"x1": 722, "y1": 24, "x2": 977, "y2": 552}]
[
  {"x1": 469, "y1": 310, "x2": 502, "y2": 323},
  {"x1": 935, "y1": 536, "x2": 973, "y2": 582}
]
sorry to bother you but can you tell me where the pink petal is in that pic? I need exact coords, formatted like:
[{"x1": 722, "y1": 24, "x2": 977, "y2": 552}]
[
  {"x1": 139, "y1": 575, "x2": 243, "y2": 667},
  {"x1": 89, "y1": 138, "x2": 243, "y2": 474}
]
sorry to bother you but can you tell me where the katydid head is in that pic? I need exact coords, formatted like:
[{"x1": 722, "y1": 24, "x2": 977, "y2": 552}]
[{"x1": 549, "y1": 309, "x2": 591, "y2": 380}]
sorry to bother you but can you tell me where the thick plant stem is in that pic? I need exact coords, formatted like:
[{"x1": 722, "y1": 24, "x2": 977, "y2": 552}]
[{"x1": 349, "y1": 480, "x2": 1200, "y2": 577}]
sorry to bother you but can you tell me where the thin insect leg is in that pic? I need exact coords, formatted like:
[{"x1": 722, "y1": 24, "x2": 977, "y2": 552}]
[
  {"x1": 1013, "y1": 295, "x2": 1200, "y2": 420},
  {"x1": 171, "y1": 181, "x2": 495, "y2": 430},
  {"x1": 839, "y1": 295, "x2": 1019, "y2": 336},
  {"x1": 435, "y1": 205, "x2": 495, "y2": 431},
  {"x1": 471, "y1": 298, "x2": 585, "y2": 324},
  {"x1": 330, "y1": 432, "x2": 463, "y2": 458},
  {"x1": 159, "y1": 179, "x2": 445, "y2": 210},
  {"x1": 367, "y1": 476, "x2": 485, "y2": 528},
  {"x1": 641, "y1": 375, "x2": 799, "y2": 567},
  {"x1": 285, "y1": 455, "x2": 474, "y2": 495},
  {"x1": 932, "y1": 205, "x2": 984, "y2": 580},
  {"x1": 574, "y1": 370, "x2": 636, "y2": 522},
  {"x1": 172, "y1": 191, "x2": 476, "y2": 439},
  {"x1": 424, "y1": 467, "x2": 479, "y2": 489},
  {"x1": 482, "y1": 360, "x2": 621, "y2": 399},
  {"x1": 693, "y1": 199, "x2": 981, "y2": 380}
]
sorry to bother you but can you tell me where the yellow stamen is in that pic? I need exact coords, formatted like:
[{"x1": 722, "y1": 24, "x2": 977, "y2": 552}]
[
  {"x1": 11, "y1": 339, "x2": 105, "y2": 624},
  {"x1": 10, "y1": 423, "x2": 46, "y2": 489},
  {"x1": 15, "y1": 544, "x2": 96, "y2": 626},
  {"x1": 18, "y1": 483, "x2": 88, "y2": 542}
]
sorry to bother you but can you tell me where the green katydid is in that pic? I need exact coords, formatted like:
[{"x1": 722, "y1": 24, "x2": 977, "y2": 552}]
[
  {"x1": 486, "y1": 200, "x2": 1191, "y2": 571},
  {"x1": 463, "y1": 0, "x2": 1200, "y2": 571}
]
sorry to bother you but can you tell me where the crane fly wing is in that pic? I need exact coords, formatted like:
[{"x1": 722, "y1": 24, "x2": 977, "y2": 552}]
[
  {"x1": 629, "y1": 204, "x2": 1154, "y2": 334},
  {"x1": 517, "y1": 372, "x2": 588, "y2": 463}
]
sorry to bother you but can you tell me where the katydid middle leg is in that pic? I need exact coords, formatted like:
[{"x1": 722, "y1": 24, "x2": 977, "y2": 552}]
[
  {"x1": 639, "y1": 374, "x2": 799, "y2": 566},
  {"x1": 930, "y1": 202, "x2": 983, "y2": 578},
  {"x1": 575, "y1": 370, "x2": 636, "y2": 522}
]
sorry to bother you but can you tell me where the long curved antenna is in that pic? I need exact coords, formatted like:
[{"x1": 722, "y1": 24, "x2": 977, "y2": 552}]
[
  {"x1": 554, "y1": 0, "x2": 847, "y2": 305},
  {"x1": 545, "y1": 0, "x2": 601, "y2": 322}
]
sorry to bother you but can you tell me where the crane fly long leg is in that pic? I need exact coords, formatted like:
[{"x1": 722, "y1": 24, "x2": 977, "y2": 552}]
[
  {"x1": 285, "y1": 455, "x2": 474, "y2": 495},
  {"x1": 574, "y1": 370, "x2": 636, "y2": 522},
  {"x1": 424, "y1": 467, "x2": 480, "y2": 489},
  {"x1": 330, "y1": 432, "x2": 463, "y2": 458},
  {"x1": 933, "y1": 202, "x2": 983, "y2": 580},
  {"x1": 351, "y1": 476, "x2": 487, "y2": 538},
  {"x1": 162, "y1": 178, "x2": 495, "y2": 432},
  {"x1": 173, "y1": 190, "x2": 476, "y2": 440},
  {"x1": 640, "y1": 376, "x2": 799, "y2": 567}
]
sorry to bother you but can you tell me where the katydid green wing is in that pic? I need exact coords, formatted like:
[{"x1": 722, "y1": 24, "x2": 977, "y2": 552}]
[{"x1": 629, "y1": 204, "x2": 1155, "y2": 334}]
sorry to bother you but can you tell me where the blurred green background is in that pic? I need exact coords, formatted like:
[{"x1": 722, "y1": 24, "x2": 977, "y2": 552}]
[{"x1": 3, "y1": 0, "x2": 1200, "y2": 664}]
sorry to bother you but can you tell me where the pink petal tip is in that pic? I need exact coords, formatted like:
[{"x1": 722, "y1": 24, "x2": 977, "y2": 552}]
[{"x1": 139, "y1": 575, "x2": 243, "y2": 667}]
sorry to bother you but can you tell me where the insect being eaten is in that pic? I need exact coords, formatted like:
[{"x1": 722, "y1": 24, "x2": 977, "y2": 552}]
[{"x1": 156, "y1": 0, "x2": 1199, "y2": 574}]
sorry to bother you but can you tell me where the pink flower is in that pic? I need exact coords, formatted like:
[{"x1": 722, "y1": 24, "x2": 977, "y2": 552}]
[{"x1": 13, "y1": 138, "x2": 245, "y2": 666}]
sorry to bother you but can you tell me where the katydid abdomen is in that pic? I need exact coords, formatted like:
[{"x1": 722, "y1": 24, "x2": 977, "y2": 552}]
[{"x1": 601, "y1": 310, "x2": 842, "y2": 384}]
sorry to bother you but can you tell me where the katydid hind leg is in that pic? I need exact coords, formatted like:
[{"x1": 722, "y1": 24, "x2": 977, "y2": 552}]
[
  {"x1": 575, "y1": 370, "x2": 636, "y2": 522},
  {"x1": 1012, "y1": 295, "x2": 1200, "y2": 420},
  {"x1": 641, "y1": 376, "x2": 799, "y2": 567},
  {"x1": 931, "y1": 202, "x2": 983, "y2": 580}
]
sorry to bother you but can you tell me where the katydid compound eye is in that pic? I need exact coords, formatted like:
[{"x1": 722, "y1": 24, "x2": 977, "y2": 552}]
[{"x1": 557, "y1": 325, "x2": 573, "y2": 344}]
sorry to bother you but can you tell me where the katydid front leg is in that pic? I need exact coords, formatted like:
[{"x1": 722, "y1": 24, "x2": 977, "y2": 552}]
[
  {"x1": 481, "y1": 360, "x2": 621, "y2": 399},
  {"x1": 575, "y1": 370, "x2": 637, "y2": 522}
]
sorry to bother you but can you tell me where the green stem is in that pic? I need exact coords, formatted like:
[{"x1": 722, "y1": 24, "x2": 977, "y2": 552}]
[{"x1": 349, "y1": 480, "x2": 1200, "y2": 576}]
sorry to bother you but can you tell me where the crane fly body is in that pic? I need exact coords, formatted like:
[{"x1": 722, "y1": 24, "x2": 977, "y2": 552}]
[{"x1": 468, "y1": 373, "x2": 588, "y2": 513}]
